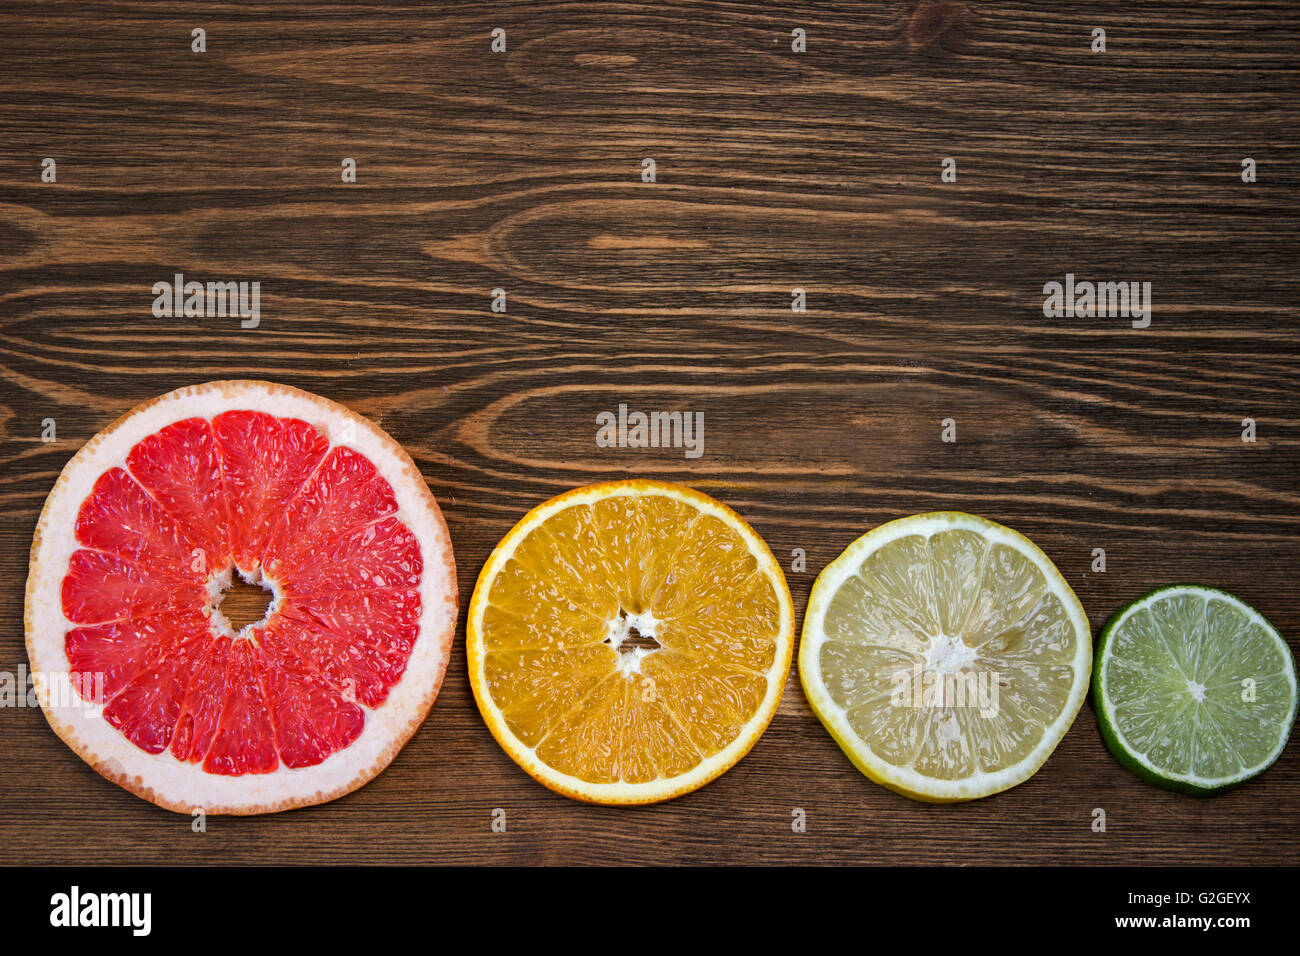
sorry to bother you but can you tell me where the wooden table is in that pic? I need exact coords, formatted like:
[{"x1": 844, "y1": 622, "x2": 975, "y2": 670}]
[{"x1": 1, "y1": 2, "x2": 1296, "y2": 866}]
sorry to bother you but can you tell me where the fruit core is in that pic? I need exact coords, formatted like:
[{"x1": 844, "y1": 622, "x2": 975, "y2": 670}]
[
  {"x1": 210, "y1": 566, "x2": 278, "y2": 634},
  {"x1": 925, "y1": 631, "x2": 977, "y2": 674},
  {"x1": 604, "y1": 609, "x2": 663, "y2": 675}
]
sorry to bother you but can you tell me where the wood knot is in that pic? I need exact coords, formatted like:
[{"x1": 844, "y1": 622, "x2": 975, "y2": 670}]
[{"x1": 906, "y1": 1, "x2": 967, "y2": 49}]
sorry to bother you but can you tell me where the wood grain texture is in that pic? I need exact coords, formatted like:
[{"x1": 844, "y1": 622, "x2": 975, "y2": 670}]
[{"x1": 1, "y1": 1, "x2": 1297, "y2": 865}]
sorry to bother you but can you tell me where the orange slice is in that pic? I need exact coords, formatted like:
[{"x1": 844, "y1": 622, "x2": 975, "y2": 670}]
[{"x1": 467, "y1": 480, "x2": 793, "y2": 804}]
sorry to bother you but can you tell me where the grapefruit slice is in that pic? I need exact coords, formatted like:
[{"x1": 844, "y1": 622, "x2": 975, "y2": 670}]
[{"x1": 25, "y1": 381, "x2": 457, "y2": 814}]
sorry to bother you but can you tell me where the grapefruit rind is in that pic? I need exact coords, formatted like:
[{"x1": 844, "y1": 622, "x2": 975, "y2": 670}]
[
  {"x1": 467, "y1": 480, "x2": 794, "y2": 805},
  {"x1": 26, "y1": 380, "x2": 457, "y2": 815},
  {"x1": 799, "y1": 511, "x2": 1092, "y2": 803}
]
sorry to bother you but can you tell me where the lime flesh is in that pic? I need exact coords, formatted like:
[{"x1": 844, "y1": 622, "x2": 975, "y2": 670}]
[{"x1": 1094, "y1": 585, "x2": 1297, "y2": 795}]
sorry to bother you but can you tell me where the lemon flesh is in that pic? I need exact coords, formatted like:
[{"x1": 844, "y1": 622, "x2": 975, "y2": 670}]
[{"x1": 800, "y1": 512, "x2": 1091, "y2": 802}]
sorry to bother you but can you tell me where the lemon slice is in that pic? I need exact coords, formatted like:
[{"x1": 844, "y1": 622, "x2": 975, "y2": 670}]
[
  {"x1": 467, "y1": 480, "x2": 794, "y2": 804},
  {"x1": 799, "y1": 512, "x2": 1091, "y2": 802}
]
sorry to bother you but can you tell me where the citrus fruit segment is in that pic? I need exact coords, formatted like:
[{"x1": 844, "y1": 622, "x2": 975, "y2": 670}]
[
  {"x1": 1094, "y1": 585, "x2": 1297, "y2": 795},
  {"x1": 799, "y1": 512, "x2": 1092, "y2": 802},
  {"x1": 26, "y1": 381, "x2": 457, "y2": 814},
  {"x1": 467, "y1": 480, "x2": 794, "y2": 804}
]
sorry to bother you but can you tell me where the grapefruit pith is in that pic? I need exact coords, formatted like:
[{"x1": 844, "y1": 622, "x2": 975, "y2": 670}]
[{"x1": 25, "y1": 381, "x2": 457, "y2": 814}]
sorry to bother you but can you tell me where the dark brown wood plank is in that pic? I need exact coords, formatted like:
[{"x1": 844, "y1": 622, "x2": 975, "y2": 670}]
[{"x1": 0, "y1": 1, "x2": 1296, "y2": 865}]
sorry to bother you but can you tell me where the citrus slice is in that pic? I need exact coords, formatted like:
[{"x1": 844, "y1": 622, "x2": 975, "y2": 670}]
[
  {"x1": 467, "y1": 480, "x2": 794, "y2": 804},
  {"x1": 1094, "y1": 585, "x2": 1297, "y2": 795},
  {"x1": 799, "y1": 512, "x2": 1092, "y2": 802},
  {"x1": 25, "y1": 381, "x2": 457, "y2": 814}
]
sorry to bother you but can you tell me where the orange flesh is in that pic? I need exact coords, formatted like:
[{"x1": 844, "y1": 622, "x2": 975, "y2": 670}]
[{"x1": 480, "y1": 494, "x2": 782, "y2": 785}]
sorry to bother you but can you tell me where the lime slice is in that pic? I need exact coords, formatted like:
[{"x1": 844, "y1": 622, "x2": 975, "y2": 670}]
[
  {"x1": 1094, "y1": 585, "x2": 1297, "y2": 795},
  {"x1": 799, "y1": 512, "x2": 1092, "y2": 802}
]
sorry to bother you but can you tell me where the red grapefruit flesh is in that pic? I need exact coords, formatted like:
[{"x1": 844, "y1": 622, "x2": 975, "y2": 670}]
[{"x1": 26, "y1": 381, "x2": 457, "y2": 814}]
